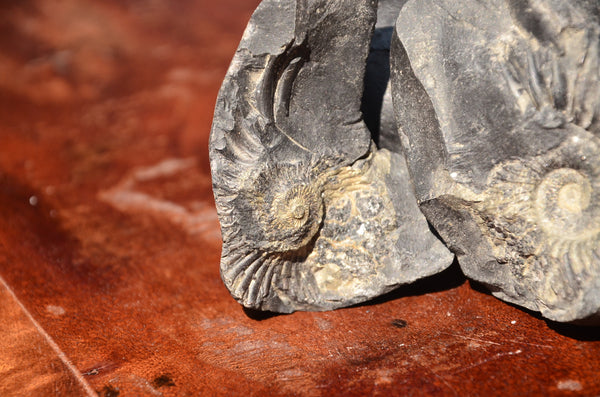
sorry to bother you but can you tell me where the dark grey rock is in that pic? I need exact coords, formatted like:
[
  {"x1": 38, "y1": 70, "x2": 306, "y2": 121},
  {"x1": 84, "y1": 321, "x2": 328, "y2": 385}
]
[
  {"x1": 209, "y1": 0, "x2": 453, "y2": 313},
  {"x1": 391, "y1": 0, "x2": 600, "y2": 323},
  {"x1": 361, "y1": 0, "x2": 408, "y2": 151}
]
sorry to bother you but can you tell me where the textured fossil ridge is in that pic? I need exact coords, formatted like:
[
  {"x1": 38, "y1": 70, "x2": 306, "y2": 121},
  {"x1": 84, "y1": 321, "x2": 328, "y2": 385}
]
[
  {"x1": 209, "y1": 0, "x2": 452, "y2": 313},
  {"x1": 391, "y1": 0, "x2": 600, "y2": 323}
]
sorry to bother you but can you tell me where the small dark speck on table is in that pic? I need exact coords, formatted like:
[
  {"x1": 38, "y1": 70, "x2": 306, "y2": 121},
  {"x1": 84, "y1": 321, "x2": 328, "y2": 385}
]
[{"x1": 391, "y1": 319, "x2": 408, "y2": 328}]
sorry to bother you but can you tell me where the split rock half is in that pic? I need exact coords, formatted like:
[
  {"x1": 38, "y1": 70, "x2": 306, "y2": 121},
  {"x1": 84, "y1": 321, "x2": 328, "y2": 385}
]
[
  {"x1": 391, "y1": 0, "x2": 600, "y2": 323},
  {"x1": 209, "y1": 0, "x2": 453, "y2": 313}
]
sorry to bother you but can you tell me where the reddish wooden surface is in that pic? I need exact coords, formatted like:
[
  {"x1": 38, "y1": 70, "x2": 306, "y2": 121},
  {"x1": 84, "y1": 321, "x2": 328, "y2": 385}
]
[{"x1": 0, "y1": 1, "x2": 599, "y2": 396}]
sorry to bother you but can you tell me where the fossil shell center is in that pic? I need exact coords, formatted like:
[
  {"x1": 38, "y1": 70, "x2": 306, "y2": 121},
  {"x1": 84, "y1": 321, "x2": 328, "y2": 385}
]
[{"x1": 536, "y1": 168, "x2": 594, "y2": 237}]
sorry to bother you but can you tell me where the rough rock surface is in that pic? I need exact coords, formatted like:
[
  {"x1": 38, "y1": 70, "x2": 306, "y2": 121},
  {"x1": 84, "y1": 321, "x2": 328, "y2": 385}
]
[
  {"x1": 391, "y1": 0, "x2": 600, "y2": 323},
  {"x1": 209, "y1": 0, "x2": 452, "y2": 313}
]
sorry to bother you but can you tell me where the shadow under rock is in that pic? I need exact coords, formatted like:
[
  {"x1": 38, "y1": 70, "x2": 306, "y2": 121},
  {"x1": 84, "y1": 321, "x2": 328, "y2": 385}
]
[
  {"x1": 356, "y1": 258, "x2": 466, "y2": 308},
  {"x1": 546, "y1": 320, "x2": 600, "y2": 341},
  {"x1": 243, "y1": 306, "x2": 281, "y2": 321},
  {"x1": 469, "y1": 279, "x2": 600, "y2": 340},
  {"x1": 243, "y1": 259, "x2": 466, "y2": 321}
]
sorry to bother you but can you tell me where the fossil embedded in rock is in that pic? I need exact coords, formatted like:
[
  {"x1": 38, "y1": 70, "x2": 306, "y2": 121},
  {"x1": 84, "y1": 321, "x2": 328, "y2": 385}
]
[
  {"x1": 209, "y1": 0, "x2": 452, "y2": 313},
  {"x1": 391, "y1": 0, "x2": 600, "y2": 323}
]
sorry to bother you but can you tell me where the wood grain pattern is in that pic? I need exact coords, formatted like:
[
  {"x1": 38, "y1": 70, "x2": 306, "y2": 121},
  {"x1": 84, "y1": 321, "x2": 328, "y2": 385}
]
[
  {"x1": 0, "y1": 277, "x2": 93, "y2": 396},
  {"x1": 0, "y1": 1, "x2": 598, "y2": 395}
]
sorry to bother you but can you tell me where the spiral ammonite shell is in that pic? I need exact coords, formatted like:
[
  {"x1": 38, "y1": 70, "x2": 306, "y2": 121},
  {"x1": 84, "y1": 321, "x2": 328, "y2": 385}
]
[
  {"x1": 250, "y1": 162, "x2": 327, "y2": 253},
  {"x1": 536, "y1": 167, "x2": 597, "y2": 239},
  {"x1": 470, "y1": 130, "x2": 600, "y2": 317},
  {"x1": 268, "y1": 184, "x2": 323, "y2": 245},
  {"x1": 218, "y1": 160, "x2": 328, "y2": 310}
]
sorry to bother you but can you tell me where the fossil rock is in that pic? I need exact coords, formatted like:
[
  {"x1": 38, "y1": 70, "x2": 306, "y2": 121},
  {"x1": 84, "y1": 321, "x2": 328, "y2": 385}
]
[
  {"x1": 209, "y1": 0, "x2": 452, "y2": 313},
  {"x1": 391, "y1": 0, "x2": 600, "y2": 323}
]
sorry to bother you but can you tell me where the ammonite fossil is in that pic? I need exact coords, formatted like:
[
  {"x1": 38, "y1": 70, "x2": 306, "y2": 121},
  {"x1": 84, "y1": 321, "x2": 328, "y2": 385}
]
[
  {"x1": 209, "y1": 0, "x2": 452, "y2": 313},
  {"x1": 391, "y1": 0, "x2": 600, "y2": 323}
]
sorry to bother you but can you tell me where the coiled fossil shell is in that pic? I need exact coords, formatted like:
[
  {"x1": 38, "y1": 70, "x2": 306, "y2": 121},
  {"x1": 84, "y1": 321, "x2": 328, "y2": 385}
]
[
  {"x1": 210, "y1": 0, "x2": 452, "y2": 313},
  {"x1": 220, "y1": 151, "x2": 408, "y2": 311},
  {"x1": 252, "y1": 162, "x2": 325, "y2": 252},
  {"x1": 473, "y1": 131, "x2": 600, "y2": 315},
  {"x1": 536, "y1": 167, "x2": 596, "y2": 240}
]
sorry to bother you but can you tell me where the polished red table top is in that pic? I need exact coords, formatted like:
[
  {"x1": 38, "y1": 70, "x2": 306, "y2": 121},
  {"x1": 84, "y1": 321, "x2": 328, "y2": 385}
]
[{"x1": 0, "y1": 1, "x2": 598, "y2": 396}]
